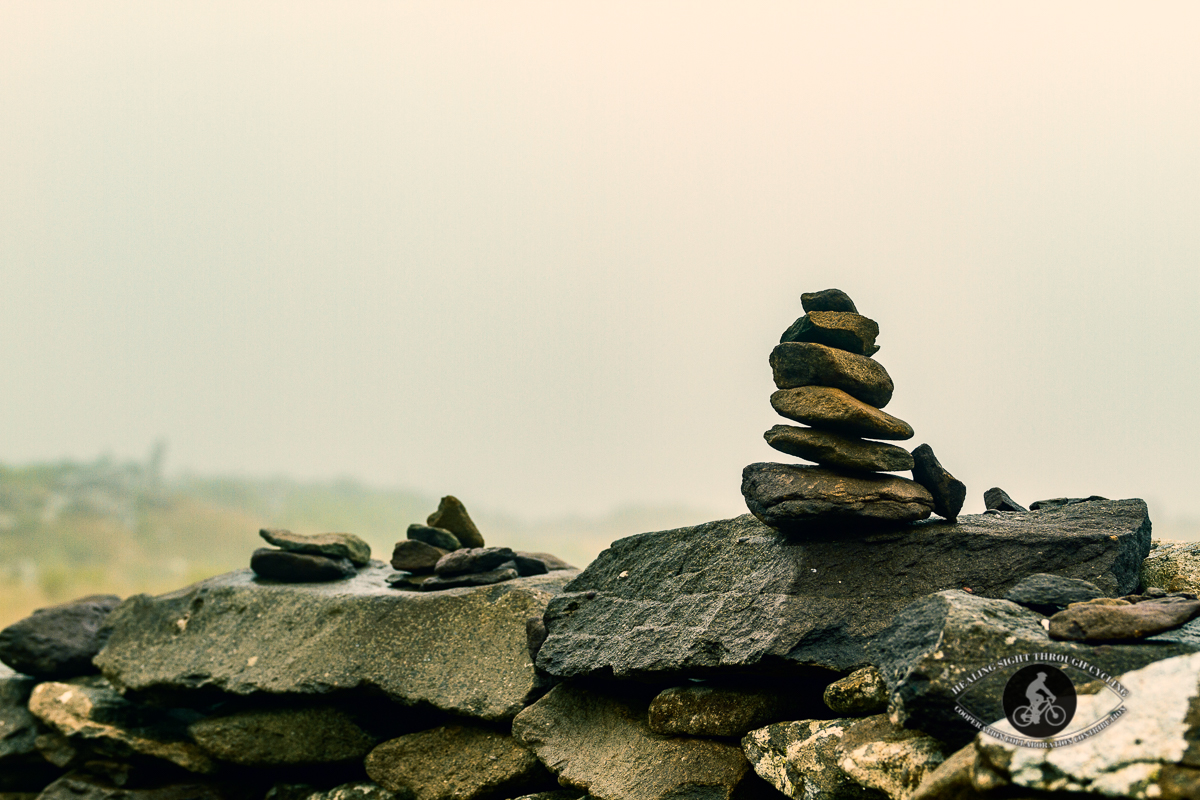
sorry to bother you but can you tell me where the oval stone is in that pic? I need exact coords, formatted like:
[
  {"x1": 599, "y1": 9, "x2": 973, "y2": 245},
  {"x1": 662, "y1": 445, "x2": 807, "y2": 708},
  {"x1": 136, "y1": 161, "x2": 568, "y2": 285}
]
[
  {"x1": 770, "y1": 386, "x2": 913, "y2": 440},
  {"x1": 765, "y1": 425, "x2": 914, "y2": 472},
  {"x1": 770, "y1": 343, "x2": 894, "y2": 408}
]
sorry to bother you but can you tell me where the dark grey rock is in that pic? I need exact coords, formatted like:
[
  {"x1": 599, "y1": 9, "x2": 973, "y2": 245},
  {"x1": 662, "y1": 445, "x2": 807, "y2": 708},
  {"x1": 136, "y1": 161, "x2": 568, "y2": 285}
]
[
  {"x1": 259, "y1": 529, "x2": 371, "y2": 566},
  {"x1": 742, "y1": 463, "x2": 934, "y2": 528},
  {"x1": 779, "y1": 312, "x2": 881, "y2": 357},
  {"x1": 390, "y1": 540, "x2": 448, "y2": 574},
  {"x1": 512, "y1": 555, "x2": 549, "y2": 577},
  {"x1": 0, "y1": 594, "x2": 121, "y2": 679},
  {"x1": 1002, "y1": 573, "x2": 1104, "y2": 615},
  {"x1": 1048, "y1": 595, "x2": 1200, "y2": 642},
  {"x1": 406, "y1": 524, "x2": 461, "y2": 552},
  {"x1": 765, "y1": 425, "x2": 914, "y2": 472},
  {"x1": 513, "y1": 684, "x2": 755, "y2": 800},
  {"x1": 297, "y1": 784, "x2": 398, "y2": 800},
  {"x1": 1029, "y1": 495, "x2": 1108, "y2": 510},
  {"x1": 0, "y1": 666, "x2": 61, "y2": 791},
  {"x1": 801, "y1": 289, "x2": 858, "y2": 314},
  {"x1": 983, "y1": 487, "x2": 1026, "y2": 512},
  {"x1": 250, "y1": 548, "x2": 356, "y2": 582},
  {"x1": 34, "y1": 773, "x2": 234, "y2": 800},
  {"x1": 648, "y1": 683, "x2": 821, "y2": 737},
  {"x1": 822, "y1": 666, "x2": 889, "y2": 716},
  {"x1": 770, "y1": 343, "x2": 895, "y2": 409},
  {"x1": 427, "y1": 496, "x2": 485, "y2": 549},
  {"x1": 434, "y1": 547, "x2": 516, "y2": 576},
  {"x1": 28, "y1": 677, "x2": 212, "y2": 774},
  {"x1": 770, "y1": 387, "x2": 912, "y2": 440},
  {"x1": 537, "y1": 500, "x2": 1152, "y2": 679},
  {"x1": 95, "y1": 565, "x2": 577, "y2": 720},
  {"x1": 365, "y1": 725, "x2": 552, "y2": 800},
  {"x1": 909, "y1": 444, "x2": 966, "y2": 522},
  {"x1": 516, "y1": 552, "x2": 574, "y2": 571},
  {"x1": 420, "y1": 567, "x2": 519, "y2": 591},
  {"x1": 868, "y1": 589, "x2": 1200, "y2": 746},
  {"x1": 188, "y1": 707, "x2": 375, "y2": 766}
]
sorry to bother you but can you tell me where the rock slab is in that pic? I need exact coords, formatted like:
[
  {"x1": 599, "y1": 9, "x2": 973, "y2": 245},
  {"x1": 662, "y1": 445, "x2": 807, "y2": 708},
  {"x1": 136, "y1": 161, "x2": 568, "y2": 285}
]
[
  {"x1": 0, "y1": 594, "x2": 121, "y2": 679},
  {"x1": 742, "y1": 463, "x2": 934, "y2": 528},
  {"x1": 259, "y1": 529, "x2": 371, "y2": 566},
  {"x1": 764, "y1": 425, "x2": 914, "y2": 473},
  {"x1": 537, "y1": 501, "x2": 1152, "y2": 678},
  {"x1": 188, "y1": 707, "x2": 376, "y2": 766},
  {"x1": 770, "y1": 343, "x2": 894, "y2": 409},
  {"x1": 95, "y1": 564, "x2": 576, "y2": 720},
  {"x1": 250, "y1": 549, "x2": 357, "y2": 582}
]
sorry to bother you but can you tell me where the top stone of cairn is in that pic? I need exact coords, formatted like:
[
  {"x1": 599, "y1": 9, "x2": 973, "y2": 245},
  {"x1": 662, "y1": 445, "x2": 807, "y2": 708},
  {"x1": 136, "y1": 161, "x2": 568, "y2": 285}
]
[{"x1": 801, "y1": 288, "x2": 857, "y2": 313}]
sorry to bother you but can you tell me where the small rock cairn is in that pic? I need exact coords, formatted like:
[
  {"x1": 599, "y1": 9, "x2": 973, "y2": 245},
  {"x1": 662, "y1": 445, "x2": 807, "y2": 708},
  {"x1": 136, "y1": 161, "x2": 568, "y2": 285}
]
[{"x1": 741, "y1": 288, "x2": 966, "y2": 529}]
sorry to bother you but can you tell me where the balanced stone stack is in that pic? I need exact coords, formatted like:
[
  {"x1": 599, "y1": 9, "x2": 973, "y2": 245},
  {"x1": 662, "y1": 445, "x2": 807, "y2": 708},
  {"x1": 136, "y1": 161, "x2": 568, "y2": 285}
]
[{"x1": 742, "y1": 288, "x2": 939, "y2": 529}]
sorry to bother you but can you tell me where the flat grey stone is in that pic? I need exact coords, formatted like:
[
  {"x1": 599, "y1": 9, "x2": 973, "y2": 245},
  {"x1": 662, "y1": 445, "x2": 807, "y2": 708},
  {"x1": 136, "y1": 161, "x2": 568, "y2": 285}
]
[
  {"x1": 1029, "y1": 495, "x2": 1108, "y2": 510},
  {"x1": 770, "y1": 386, "x2": 912, "y2": 440},
  {"x1": 406, "y1": 524, "x2": 461, "y2": 552},
  {"x1": 434, "y1": 547, "x2": 516, "y2": 576},
  {"x1": 250, "y1": 548, "x2": 356, "y2": 582},
  {"x1": 779, "y1": 311, "x2": 881, "y2": 357},
  {"x1": 770, "y1": 343, "x2": 895, "y2": 409},
  {"x1": 764, "y1": 425, "x2": 914, "y2": 472},
  {"x1": 0, "y1": 594, "x2": 121, "y2": 679},
  {"x1": 648, "y1": 683, "x2": 822, "y2": 737},
  {"x1": 95, "y1": 564, "x2": 576, "y2": 720},
  {"x1": 189, "y1": 707, "x2": 375, "y2": 766},
  {"x1": 390, "y1": 540, "x2": 448, "y2": 574},
  {"x1": 910, "y1": 443, "x2": 966, "y2": 522},
  {"x1": 537, "y1": 501, "x2": 1152, "y2": 679},
  {"x1": 1002, "y1": 573, "x2": 1104, "y2": 614},
  {"x1": 742, "y1": 463, "x2": 934, "y2": 527},
  {"x1": 259, "y1": 529, "x2": 372, "y2": 566},
  {"x1": 420, "y1": 566, "x2": 518, "y2": 590}
]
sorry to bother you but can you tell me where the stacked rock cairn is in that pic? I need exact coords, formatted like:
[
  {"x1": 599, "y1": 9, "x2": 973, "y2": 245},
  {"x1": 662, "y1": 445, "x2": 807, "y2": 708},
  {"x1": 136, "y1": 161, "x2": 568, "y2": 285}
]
[
  {"x1": 741, "y1": 288, "x2": 966, "y2": 529},
  {"x1": 389, "y1": 495, "x2": 570, "y2": 590}
]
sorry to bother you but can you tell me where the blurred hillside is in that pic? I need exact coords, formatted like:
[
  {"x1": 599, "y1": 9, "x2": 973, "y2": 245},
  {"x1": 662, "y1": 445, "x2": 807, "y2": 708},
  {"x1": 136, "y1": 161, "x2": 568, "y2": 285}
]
[{"x1": 0, "y1": 453, "x2": 719, "y2": 629}]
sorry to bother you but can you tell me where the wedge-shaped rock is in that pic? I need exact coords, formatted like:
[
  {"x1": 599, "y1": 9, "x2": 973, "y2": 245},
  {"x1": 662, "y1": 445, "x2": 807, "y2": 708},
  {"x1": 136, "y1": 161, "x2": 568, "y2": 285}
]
[
  {"x1": 537, "y1": 501, "x2": 1152, "y2": 678},
  {"x1": 771, "y1": 387, "x2": 912, "y2": 441},
  {"x1": 28, "y1": 677, "x2": 214, "y2": 774},
  {"x1": 427, "y1": 496, "x2": 485, "y2": 548},
  {"x1": 869, "y1": 586, "x2": 1199, "y2": 746},
  {"x1": 365, "y1": 725, "x2": 551, "y2": 800},
  {"x1": 260, "y1": 529, "x2": 371, "y2": 566},
  {"x1": 765, "y1": 425, "x2": 913, "y2": 472},
  {"x1": 770, "y1": 343, "x2": 895, "y2": 408},
  {"x1": 743, "y1": 715, "x2": 947, "y2": 800},
  {"x1": 0, "y1": 594, "x2": 121, "y2": 679},
  {"x1": 780, "y1": 312, "x2": 881, "y2": 357},
  {"x1": 909, "y1": 444, "x2": 965, "y2": 522},
  {"x1": 742, "y1": 463, "x2": 934, "y2": 527},
  {"x1": 512, "y1": 684, "x2": 755, "y2": 800},
  {"x1": 95, "y1": 564, "x2": 575, "y2": 720}
]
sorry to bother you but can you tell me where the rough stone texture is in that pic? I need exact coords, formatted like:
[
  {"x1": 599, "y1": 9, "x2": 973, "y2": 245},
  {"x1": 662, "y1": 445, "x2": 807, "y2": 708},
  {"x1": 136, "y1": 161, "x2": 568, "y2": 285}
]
[
  {"x1": 434, "y1": 547, "x2": 516, "y2": 576},
  {"x1": 1029, "y1": 495, "x2": 1108, "y2": 510},
  {"x1": 303, "y1": 784, "x2": 397, "y2": 800},
  {"x1": 427, "y1": 496, "x2": 485, "y2": 548},
  {"x1": 908, "y1": 744, "x2": 978, "y2": 800},
  {"x1": 189, "y1": 707, "x2": 375, "y2": 766},
  {"x1": 802, "y1": 289, "x2": 858, "y2": 314},
  {"x1": 250, "y1": 549, "x2": 356, "y2": 582},
  {"x1": 1048, "y1": 594, "x2": 1200, "y2": 641},
  {"x1": 742, "y1": 463, "x2": 934, "y2": 528},
  {"x1": 764, "y1": 426, "x2": 914, "y2": 473},
  {"x1": 1143, "y1": 541, "x2": 1200, "y2": 594},
  {"x1": 517, "y1": 552, "x2": 573, "y2": 571},
  {"x1": 648, "y1": 683, "x2": 821, "y2": 738},
  {"x1": 743, "y1": 715, "x2": 946, "y2": 800},
  {"x1": 259, "y1": 529, "x2": 371, "y2": 566},
  {"x1": 779, "y1": 312, "x2": 881, "y2": 357},
  {"x1": 982, "y1": 487, "x2": 1026, "y2": 513},
  {"x1": 1002, "y1": 572, "x2": 1104, "y2": 615},
  {"x1": 823, "y1": 667, "x2": 889, "y2": 716},
  {"x1": 973, "y1": 651, "x2": 1200, "y2": 799},
  {"x1": 538, "y1": 501, "x2": 1151, "y2": 679},
  {"x1": 365, "y1": 725, "x2": 551, "y2": 800},
  {"x1": 909, "y1": 445, "x2": 965, "y2": 522},
  {"x1": 770, "y1": 387, "x2": 911, "y2": 440},
  {"x1": 35, "y1": 773, "x2": 238, "y2": 800},
  {"x1": 390, "y1": 540, "x2": 448, "y2": 574},
  {"x1": 770, "y1": 343, "x2": 895, "y2": 409},
  {"x1": 512, "y1": 555, "x2": 549, "y2": 577},
  {"x1": 28, "y1": 678, "x2": 213, "y2": 773},
  {"x1": 420, "y1": 566, "x2": 519, "y2": 591},
  {"x1": 95, "y1": 565, "x2": 576, "y2": 720},
  {"x1": 0, "y1": 594, "x2": 121, "y2": 679},
  {"x1": 0, "y1": 665, "x2": 61, "y2": 791},
  {"x1": 513, "y1": 684, "x2": 754, "y2": 800},
  {"x1": 406, "y1": 524, "x2": 461, "y2": 552},
  {"x1": 869, "y1": 589, "x2": 1200, "y2": 745}
]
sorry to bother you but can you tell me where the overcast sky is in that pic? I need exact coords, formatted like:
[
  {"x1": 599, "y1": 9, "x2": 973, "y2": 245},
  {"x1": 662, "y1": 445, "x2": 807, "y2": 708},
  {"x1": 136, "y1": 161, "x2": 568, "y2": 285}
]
[{"x1": 2, "y1": 3, "x2": 1198, "y2": 527}]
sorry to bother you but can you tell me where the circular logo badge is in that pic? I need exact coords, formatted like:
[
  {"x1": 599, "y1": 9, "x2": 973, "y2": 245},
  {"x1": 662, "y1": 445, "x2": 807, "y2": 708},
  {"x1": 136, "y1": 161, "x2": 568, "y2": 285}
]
[{"x1": 1002, "y1": 664, "x2": 1076, "y2": 737}]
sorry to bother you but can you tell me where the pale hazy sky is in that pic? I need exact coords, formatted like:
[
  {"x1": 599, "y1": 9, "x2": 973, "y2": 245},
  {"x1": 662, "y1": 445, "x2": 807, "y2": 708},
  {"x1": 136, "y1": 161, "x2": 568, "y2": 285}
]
[{"x1": 2, "y1": 3, "x2": 1199, "y2": 524}]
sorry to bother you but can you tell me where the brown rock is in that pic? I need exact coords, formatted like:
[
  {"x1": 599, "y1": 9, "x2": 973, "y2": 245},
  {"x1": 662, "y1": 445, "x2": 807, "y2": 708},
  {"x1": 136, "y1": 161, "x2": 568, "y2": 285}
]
[
  {"x1": 823, "y1": 667, "x2": 889, "y2": 716},
  {"x1": 770, "y1": 386, "x2": 913, "y2": 440},
  {"x1": 648, "y1": 683, "x2": 820, "y2": 738},
  {"x1": 765, "y1": 425, "x2": 914, "y2": 472},
  {"x1": 770, "y1": 342, "x2": 894, "y2": 408},
  {"x1": 427, "y1": 496, "x2": 485, "y2": 548},
  {"x1": 365, "y1": 725, "x2": 551, "y2": 800},
  {"x1": 189, "y1": 707, "x2": 375, "y2": 766},
  {"x1": 801, "y1": 288, "x2": 858, "y2": 313},
  {"x1": 259, "y1": 529, "x2": 371, "y2": 566},
  {"x1": 780, "y1": 311, "x2": 881, "y2": 357},
  {"x1": 390, "y1": 540, "x2": 448, "y2": 574},
  {"x1": 1048, "y1": 595, "x2": 1200, "y2": 642},
  {"x1": 250, "y1": 549, "x2": 356, "y2": 582},
  {"x1": 910, "y1": 443, "x2": 967, "y2": 522},
  {"x1": 742, "y1": 462, "x2": 934, "y2": 529}
]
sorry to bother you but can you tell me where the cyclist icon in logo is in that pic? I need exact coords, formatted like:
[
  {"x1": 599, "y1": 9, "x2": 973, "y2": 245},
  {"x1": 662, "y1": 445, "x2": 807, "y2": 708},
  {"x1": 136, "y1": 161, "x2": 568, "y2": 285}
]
[
  {"x1": 1003, "y1": 664, "x2": 1076, "y2": 737},
  {"x1": 1013, "y1": 671, "x2": 1067, "y2": 728}
]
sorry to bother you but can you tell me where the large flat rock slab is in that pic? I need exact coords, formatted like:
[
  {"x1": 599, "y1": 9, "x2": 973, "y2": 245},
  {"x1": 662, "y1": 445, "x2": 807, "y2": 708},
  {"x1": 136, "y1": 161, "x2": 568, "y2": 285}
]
[
  {"x1": 536, "y1": 500, "x2": 1152, "y2": 677},
  {"x1": 95, "y1": 564, "x2": 576, "y2": 721}
]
